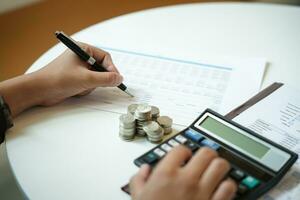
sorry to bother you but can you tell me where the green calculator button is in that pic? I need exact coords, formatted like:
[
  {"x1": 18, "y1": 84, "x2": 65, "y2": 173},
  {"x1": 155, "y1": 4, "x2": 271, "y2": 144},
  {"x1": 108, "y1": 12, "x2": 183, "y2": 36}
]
[
  {"x1": 242, "y1": 176, "x2": 260, "y2": 189},
  {"x1": 143, "y1": 152, "x2": 159, "y2": 164}
]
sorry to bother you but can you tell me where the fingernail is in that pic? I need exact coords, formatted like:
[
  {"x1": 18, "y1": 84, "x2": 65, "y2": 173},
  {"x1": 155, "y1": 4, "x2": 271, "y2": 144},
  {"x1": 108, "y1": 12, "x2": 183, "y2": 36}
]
[
  {"x1": 107, "y1": 65, "x2": 113, "y2": 72},
  {"x1": 140, "y1": 164, "x2": 148, "y2": 169},
  {"x1": 140, "y1": 164, "x2": 150, "y2": 172}
]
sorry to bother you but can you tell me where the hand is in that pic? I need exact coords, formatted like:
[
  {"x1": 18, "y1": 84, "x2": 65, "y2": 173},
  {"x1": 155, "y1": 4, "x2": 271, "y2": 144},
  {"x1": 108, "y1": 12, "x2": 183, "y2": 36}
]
[
  {"x1": 32, "y1": 43, "x2": 123, "y2": 105},
  {"x1": 130, "y1": 146, "x2": 237, "y2": 200},
  {"x1": 0, "y1": 43, "x2": 123, "y2": 117}
]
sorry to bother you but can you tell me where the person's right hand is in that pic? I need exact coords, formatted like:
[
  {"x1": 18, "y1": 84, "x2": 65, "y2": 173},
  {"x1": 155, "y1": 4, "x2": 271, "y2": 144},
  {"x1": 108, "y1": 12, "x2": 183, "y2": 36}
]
[
  {"x1": 130, "y1": 146, "x2": 237, "y2": 200},
  {"x1": 0, "y1": 43, "x2": 123, "y2": 117}
]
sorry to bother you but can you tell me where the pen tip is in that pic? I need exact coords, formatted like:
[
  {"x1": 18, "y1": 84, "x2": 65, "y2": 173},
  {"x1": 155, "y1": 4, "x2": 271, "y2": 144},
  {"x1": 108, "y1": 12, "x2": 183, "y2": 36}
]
[{"x1": 124, "y1": 89, "x2": 134, "y2": 97}]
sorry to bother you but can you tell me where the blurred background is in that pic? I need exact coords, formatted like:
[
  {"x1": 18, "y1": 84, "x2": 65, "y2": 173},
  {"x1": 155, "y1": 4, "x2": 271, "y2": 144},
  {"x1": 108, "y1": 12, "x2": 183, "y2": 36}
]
[
  {"x1": 0, "y1": 0, "x2": 299, "y2": 199},
  {"x1": 0, "y1": 0, "x2": 299, "y2": 81}
]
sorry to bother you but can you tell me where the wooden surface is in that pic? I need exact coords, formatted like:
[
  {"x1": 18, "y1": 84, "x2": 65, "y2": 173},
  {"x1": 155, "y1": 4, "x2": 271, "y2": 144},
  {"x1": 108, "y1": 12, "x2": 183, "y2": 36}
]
[{"x1": 0, "y1": 0, "x2": 246, "y2": 81}]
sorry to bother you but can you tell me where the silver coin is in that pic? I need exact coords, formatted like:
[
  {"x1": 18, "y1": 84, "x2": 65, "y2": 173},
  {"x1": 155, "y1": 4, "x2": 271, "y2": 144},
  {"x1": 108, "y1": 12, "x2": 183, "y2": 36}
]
[
  {"x1": 147, "y1": 134, "x2": 163, "y2": 140},
  {"x1": 119, "y1": 134, "x2": 135, "y2": 139},
  {"x1": 151, "y1": 106, "x2": 160, "y2": 117},
  {"x1": 136, "y1": 131, "x2": 146, "y2": 136},
  {"x1": 119, "y1": 130, "x2": 135, "y2": 135},
  {"x1": 147, "y1": 133, "x2": 164, "y2": 139},
  {"x1": 145, "y1": 126, "x2": 164, "y2": 137},
  {"x1": 136, "y1": 103, "x2": 152, "y2": 114},
  {"x1": 119, "y1": 128, "x2": 135, "y2": 134},
  {"x1": 127, "y1": 104, "x2": 139, "y2": 115},
  {"x1": 119, "y1": 133, "x2": 134, "y2": 141},
  {"x1": 137, "y1": 123, "x2": 150, "y2": 127},
  {"x1": 119, "y1": 124, "x2": 135, "y2": 130},
  {"x1": 143, "y1": 121, "x2": 160, "y2": 132},
  {"x1": 146, "y1": 130, "x2": 164, "y2": 143},
  {"x1": 119, "y1": 114, "x2": 135, "y2": 124},
  {"x1": 119, "y1": 133, "x2": 135, "y2": 138},
  {"x1": 136, "y1": 129, "x2": 145, "y2": 133},
  {"x1": 157, "y1": 116, "x2": 173, "y2": 128},
  {"x1": 134, "y1": 113, "x2": 152, "y2": 121},
  {"x1": 147, "y1": 138, "x2": 163, "y2": 144},
  {"x1": 137, "y1": 121, "x2": 151, "y2": 126}
]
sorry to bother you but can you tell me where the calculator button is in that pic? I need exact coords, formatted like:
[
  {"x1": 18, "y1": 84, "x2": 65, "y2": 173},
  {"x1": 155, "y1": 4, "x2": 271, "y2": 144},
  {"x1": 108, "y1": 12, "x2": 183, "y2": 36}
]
[
  {"x1": 153, "y1": 148, "x2": 166, "y2": 158},
  {"x1": 175, "y1": 135, "x2": 187, "y2": 144},
  {"x1": 185, "y1": 141, "x2": 199, "y2": 152},
  {"x1": 143, "y1": 152, "x2": 159, "y2": 164},
  {"x1": 161, "y1": 144, "x2": 173, "y2": 152},
  {"x1": 168, "y1": 139, "x2": 180, "y2": 147},
  {"x1": 184, "y1": 129, "x2": 204, "y2": 143},
  {"x1": 230, "y1": 169, "x2": 245, "y2": 181},
  {"x1": 200, "y1": 139, "x2": 220, "y2": 150},
  {"x1": 134, "y1": 159, "x2": 145, "y2": 167},
  {"x1": 237, "y1": 184, "x2": 248, "y2": 195},
  {"x1": 241, "y1": 176, "x2": 260, "y2": 189}
]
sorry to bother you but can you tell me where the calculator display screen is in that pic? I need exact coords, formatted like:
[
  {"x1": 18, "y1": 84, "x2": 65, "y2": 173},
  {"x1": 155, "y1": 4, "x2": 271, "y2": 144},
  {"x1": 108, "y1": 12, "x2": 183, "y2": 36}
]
[
  {"x1": 199, "y1": 116, "x2": 270, "y2": 158},
  {"x1": 196, "y1": 113, "x2": 292, "y2": 172}
]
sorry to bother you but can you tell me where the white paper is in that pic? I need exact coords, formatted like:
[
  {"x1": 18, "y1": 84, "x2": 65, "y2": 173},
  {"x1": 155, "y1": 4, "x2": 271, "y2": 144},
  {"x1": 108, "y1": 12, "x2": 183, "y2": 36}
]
[
  {"x1": 71, "y1": 47, "x2": 265, "y2": 126},
  {"x1": 235, "y1": 85, "x2": 300, "y2": 200}
]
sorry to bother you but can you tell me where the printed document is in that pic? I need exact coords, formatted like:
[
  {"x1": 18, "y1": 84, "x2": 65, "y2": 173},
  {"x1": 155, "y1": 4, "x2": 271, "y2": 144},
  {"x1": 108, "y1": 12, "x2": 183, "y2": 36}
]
[
  {"x1": 235, "y1": 85, "x2": 300, "y2": 200},
  {"x1": 72, "y1": 47, "x2": 265, "y2": 126}
]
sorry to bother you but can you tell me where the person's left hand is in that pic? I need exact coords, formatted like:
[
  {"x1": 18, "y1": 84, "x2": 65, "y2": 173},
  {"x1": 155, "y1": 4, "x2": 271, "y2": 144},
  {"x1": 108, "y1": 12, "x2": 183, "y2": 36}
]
[{"x1": 130, "y1": 146, "x2": 237, "y2": 200}]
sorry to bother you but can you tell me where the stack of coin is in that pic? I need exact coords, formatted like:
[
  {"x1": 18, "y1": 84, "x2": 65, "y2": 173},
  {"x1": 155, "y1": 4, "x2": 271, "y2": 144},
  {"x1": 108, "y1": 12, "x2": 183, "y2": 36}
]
[
  {"x1": 119, "y1": 113, "x2": 136, "y2": 141},
  {"x1": 157, "y1": 116, "x2": 173, "y2": 135},
  {"x1": 143, "y1": 121, "x2": 164, "y2": 143},
  {"x1": 119, "y1": 103, "x2": 173, "y2": 142},
  {"x1": 134, "y1": 104, "x2": 152, "y2": 136},
  {"x1": 151, "y1": 106, "x2": 160, "y2": 121}
]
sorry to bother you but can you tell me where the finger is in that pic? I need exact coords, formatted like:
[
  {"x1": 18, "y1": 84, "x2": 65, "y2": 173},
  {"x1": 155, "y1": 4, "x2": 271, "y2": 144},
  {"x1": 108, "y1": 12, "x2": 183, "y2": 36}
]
[
  {"x1": 101, "y1": 53, "x2": 120, "y2": 73},
  {"x1": 92, "y1": 48, "x2": 119, "y2": 73},
  {"x1": 183, "y1": 147, "x2": 218, "y2": 179},
  {"x1": 87, "y1": 46, "x2": 120, "y2": 73},
  {"x1": 130, "y1": 164, "x2": 151, "y2": 198},
  {"x1": 78, "y1": 43, "x2": 120, "y2": 73},
  {"x1": 87, "y1": 71, "x2": 123, "y2": 87},
  {"x1": 199, "y1": 158, "x2": 231, "y2": 195},
  {"x1": 212, "y1": 179, "x2": 237, "y2": 200},
  {"x1": 155, "y1": 145, "x2": 192, "y2": 173}
]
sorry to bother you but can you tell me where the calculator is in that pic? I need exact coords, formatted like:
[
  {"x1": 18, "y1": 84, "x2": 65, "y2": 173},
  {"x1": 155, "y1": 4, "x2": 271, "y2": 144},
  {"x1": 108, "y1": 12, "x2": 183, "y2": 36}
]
[{"x1": 133, "y1": 109, "x2": 298, "y2": 199}]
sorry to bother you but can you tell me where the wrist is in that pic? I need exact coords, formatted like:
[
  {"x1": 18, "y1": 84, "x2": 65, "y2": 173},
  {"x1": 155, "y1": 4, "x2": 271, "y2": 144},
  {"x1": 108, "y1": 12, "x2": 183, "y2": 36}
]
[{"x1": 0, "y1": 72, "x2": 48, "y2": 117}]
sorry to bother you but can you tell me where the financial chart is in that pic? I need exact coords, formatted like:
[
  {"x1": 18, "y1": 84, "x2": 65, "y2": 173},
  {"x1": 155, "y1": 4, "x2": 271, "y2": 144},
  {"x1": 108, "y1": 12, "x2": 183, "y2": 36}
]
[{"x1": 72, "y1": 47, "x2": 264, "y2": 126}]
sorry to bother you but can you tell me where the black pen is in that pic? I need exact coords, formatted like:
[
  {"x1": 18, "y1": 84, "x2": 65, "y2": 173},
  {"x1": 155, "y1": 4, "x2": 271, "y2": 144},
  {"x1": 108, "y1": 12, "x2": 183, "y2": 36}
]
[{"x1": 55, "y1": 31, "x2": 134, "y2": 97}]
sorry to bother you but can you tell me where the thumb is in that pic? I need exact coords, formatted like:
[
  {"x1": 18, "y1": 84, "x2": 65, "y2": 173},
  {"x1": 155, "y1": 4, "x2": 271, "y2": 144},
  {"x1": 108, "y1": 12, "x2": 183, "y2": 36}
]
[
  {"x1": 87, "y1": 71, "x2": 123, "y2": 87},
  {"x1": 130, "y1": 164, "x2": 151, "y2": 198}
]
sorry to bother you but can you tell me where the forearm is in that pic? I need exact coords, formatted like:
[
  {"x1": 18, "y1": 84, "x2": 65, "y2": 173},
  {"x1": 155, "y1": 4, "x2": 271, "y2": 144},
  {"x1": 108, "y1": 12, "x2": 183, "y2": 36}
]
[{"x1": 0, "y1": 72, "x2": 45, "y2": 117}]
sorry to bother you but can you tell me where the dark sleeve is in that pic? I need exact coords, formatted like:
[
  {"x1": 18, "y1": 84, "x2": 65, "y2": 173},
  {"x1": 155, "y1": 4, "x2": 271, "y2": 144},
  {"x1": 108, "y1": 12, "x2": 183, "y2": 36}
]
[
  {"x1": 0, "y1": 96, "x2": 13, "y2": 144},
  {"x1": 0, "y1": 109, "x2": 7, "y2": 144}
]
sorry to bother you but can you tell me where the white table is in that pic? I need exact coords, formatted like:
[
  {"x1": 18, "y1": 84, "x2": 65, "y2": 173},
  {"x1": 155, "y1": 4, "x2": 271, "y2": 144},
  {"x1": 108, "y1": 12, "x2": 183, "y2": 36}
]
[{"x1": 6, "y1": 2, "x2": 300, "y2": 199}]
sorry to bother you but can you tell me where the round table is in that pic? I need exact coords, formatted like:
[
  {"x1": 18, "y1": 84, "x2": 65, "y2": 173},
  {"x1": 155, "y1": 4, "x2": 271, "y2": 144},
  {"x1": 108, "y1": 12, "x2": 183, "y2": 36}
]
[{"x1": 6, "y1": 2, "x2": 300, "y2": 199}]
